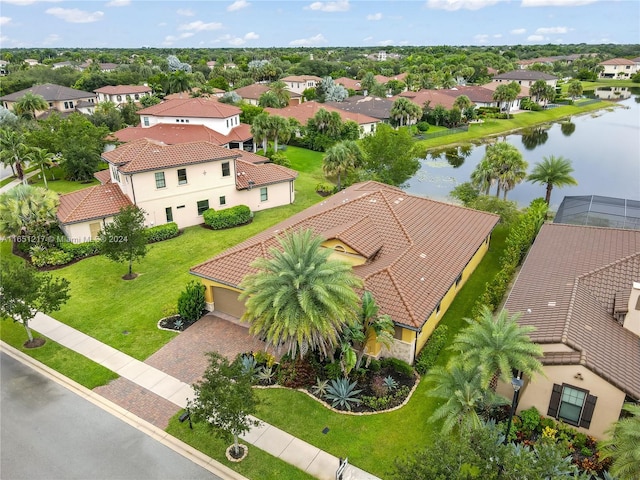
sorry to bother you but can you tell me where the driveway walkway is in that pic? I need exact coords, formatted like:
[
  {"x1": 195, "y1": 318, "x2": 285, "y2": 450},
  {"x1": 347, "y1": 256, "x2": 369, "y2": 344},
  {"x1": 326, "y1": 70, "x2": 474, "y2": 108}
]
[{"x1": 19, "y1": 312, "x2": 379, "y2": 480}]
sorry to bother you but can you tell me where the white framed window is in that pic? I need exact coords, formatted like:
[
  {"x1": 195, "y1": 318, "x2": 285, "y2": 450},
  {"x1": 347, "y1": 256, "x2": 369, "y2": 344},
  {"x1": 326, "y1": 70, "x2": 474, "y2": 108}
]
[
  {"x1": 177, "y1": 169, "x2": 187, "y2": 185},
  {"x1": 221, "y1": 162, "x2": 230, "y2": 177},
  {"x1": 155, "y1": 172, "x2": 166, "y2": 189},
  {"x1": 548, "y1": 383, "x2": 597, "y2": 428},
  {"x1": 260, "y1": 187, "x2": 268, "y2": 202},
  {"x1": 143, "y1": 117, "x2": 149, "y2": 127},
  {"x1": 219, "y1": 196, "x2": 226, "y2": 206},
  {"x1": 197, "y1": 199, "x2": 209, "y2": 215}
]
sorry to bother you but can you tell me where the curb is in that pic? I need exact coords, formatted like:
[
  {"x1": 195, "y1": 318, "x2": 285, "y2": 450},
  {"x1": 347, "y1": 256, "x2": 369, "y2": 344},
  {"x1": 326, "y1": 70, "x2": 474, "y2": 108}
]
[{"x1": 0, "y1": 341, "x2": 249, "y2": 480}]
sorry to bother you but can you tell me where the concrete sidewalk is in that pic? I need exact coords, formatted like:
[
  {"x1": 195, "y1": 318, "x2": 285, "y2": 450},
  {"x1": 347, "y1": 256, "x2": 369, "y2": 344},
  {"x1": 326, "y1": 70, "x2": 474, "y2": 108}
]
[
  {"x1": 26, "y1": 312, "x2": 380, "y2": 480},
  {"x1": 0, "y1": 170, "x2": 40, "y2": 194}
]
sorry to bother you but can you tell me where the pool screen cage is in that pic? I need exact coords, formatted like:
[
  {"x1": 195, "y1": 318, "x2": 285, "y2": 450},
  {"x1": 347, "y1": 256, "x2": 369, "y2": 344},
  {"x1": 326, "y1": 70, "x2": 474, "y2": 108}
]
[{"x1": 554, "y1": 195, "x2": 640, "y2": 230}]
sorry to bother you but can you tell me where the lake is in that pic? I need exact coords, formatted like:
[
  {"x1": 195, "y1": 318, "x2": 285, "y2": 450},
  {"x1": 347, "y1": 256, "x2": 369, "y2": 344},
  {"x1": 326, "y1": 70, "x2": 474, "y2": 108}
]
[{"x1": 405, "y1": 88, "x2": 640, "y2": 210}]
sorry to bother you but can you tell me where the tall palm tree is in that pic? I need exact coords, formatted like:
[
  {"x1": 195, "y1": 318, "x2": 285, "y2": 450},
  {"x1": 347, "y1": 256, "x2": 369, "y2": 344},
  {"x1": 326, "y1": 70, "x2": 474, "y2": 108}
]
[
  {"x1": 168, "y1": 70, "x2": 191, "y2": 94},
  {"x1": 527, "y1": 155, "x2": 578, "y2": 205},
  {"x1": 530, "y1": 79, "x2": 548, "y2": 104},
  {"x1": 250, "y1": 113, "x2": 270, "y2": 152},
  {"x1": 453, "y1": 95, "x2": 473, "y2": 112},
  {"x1": 350, "y1": 291, "x2": 394, "y2": 369},
  {"x1": 0, "y1": 128, "x2": 29, "y2": 183},
  {"x1": 25, "y1": 147, "x2": 56, "y2": 189},
  {"x1": 269, "y1": 80, "x2": 290, "y2": 107},
  {"x1": 239, "y1": 229, "x2": 362, "y2": 359},
  {"x1": 450, "y1": 306, "x2": 543, "y2": 391},
  {"x1": 266, "y1": 115, "x2": 290, "y2": 151},
  {"x1": 493, "y1": 82, "x2": 520, "y2": 118},
  {"x1": 390, "y1": 97, "x2": 412, "y2": 127},
  {"x1": 599, "y1": 403, "x2": 640, "y2": 480},
  {"x1": 470, "y1": 157, "x2": 495, "y2": 195},
  {"x1": 14, "y1": 92, "x2": 49, "y2": 120},
  {"x1": 484, "y1": 142, "x2": 527, "y2": 199},
  {"x1": 322, "y1": 140, "x2": 363, "y2": 190},
  {"x1": 0, "y1": 184, "x2": 60, "y2": 239}
]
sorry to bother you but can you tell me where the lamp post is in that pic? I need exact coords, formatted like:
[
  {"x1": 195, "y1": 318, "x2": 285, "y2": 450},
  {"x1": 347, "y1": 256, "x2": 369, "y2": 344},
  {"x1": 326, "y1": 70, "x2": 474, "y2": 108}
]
[{"x1": 503, "y1": 377, "x2": 524, "y2": 445}]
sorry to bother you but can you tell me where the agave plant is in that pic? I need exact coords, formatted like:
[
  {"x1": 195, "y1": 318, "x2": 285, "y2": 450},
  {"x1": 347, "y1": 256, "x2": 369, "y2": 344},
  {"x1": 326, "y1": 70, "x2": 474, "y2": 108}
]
[
  {"x1": 256, "y1": 365, "x2": 275, "y2": 383},
  {"x1": 311, "y1": 378, "x2": 329, "y2": 397},
  {"x1": 239, "y1": 354, "x2": 260, "y2": 378},
  {"x1": 382, "y1": 375, "x2": 398, "y2": 391},
  {"x1": 324, "y1": 378, "x2": 362, "y2": 411}
]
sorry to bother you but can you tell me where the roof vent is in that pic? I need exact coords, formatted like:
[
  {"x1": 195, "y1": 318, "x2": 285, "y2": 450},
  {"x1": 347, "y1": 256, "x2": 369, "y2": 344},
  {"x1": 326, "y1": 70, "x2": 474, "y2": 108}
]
[
  {"x1": 547, "y1": 301, "x2": 556, "y2": 307},
  {"x1": 419, "y1": 253, "x2": 427, "y2": 259}
]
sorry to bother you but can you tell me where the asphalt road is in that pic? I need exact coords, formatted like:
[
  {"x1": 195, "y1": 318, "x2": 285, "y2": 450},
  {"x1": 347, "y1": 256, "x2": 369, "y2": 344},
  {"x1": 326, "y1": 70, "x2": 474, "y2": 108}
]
[{"x1": 0, "y1": 352, "x2": 221, "y2": 480}]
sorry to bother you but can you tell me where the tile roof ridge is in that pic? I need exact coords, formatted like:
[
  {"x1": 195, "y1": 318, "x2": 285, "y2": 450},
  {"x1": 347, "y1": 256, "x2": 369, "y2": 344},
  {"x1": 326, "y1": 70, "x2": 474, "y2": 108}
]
[
  {"x1": 384, "y1": 267, "x2": 420, "y2": 327},
  {"x1": 59, "y1": 185, "x2": 97, "y2": 222},
  {"x1": 562, "y1": 279, "x2": 581, "y2": 345},
  {"x1": 378, "y1": 189, "x2": 413, "y2": 249},
  {"x1": 577, "y1": 251, "x2": 640, "y2": 281}
]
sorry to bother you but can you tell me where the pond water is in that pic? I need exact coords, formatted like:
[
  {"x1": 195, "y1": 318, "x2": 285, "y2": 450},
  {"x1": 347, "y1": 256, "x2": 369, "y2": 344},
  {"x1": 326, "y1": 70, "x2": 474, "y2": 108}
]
[{"x1": 405, "y1": 88, "x2": 640, "y2": 210}]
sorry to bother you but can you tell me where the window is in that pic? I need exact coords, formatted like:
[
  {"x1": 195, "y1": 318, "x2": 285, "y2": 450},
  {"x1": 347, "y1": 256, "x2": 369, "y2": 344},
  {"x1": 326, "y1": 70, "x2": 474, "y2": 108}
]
[
  {"x1": 165, "y1": 207, "x2": 173, "y2": 222},
  {"x1": 226, "y1": 119, "x2": 229, "y2": 128},
  {"x1": 155, "y1": 172, "x2": 166, "y2": 189},
  {"x1": 177, "y1": 205, "x2": 185, "y2": 209},
  {"x1": 117, "y1": 95, "x2": 122, "y2": 101},
  {"x1": 143, "y1": 117, "x2": 149, "y2": 127},
  {"x1": 197, "y1": 200, "x2": 209, "y2": 215},
  {"x1": 134, "y1": 94, "x2": 139, "y2": 100},
  {"x1": 111, "y1": 166, "x2": 120, "y2": 182},
  {"x1": 260, "y1": 187, "x2": 268, "y2": 202},
  {"x1": 548, "y1": 384, "x2": 597, "y2": 428},
  {"x1": 221, "y1": 162, "x2": 230, "y2": 177},
  {"x1": 219, "y1": 196, "x2": 226, "y2": 206},
  {"x1": 177, "y1": 169, "x2": 187, "y2": 185},
  {"x1": 435, "y1": 302, "x2": 441, "y2": 315},
  {"x1": 455, "y1": 273, "x2": 463, "y2": 287}
]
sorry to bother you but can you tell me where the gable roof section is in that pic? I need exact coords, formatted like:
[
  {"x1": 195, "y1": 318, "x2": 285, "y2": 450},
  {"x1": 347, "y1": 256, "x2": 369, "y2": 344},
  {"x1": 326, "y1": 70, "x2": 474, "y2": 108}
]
[
  {"x1": 94, "y1": 85, "x2": 152, "y2": 95},
  {"x1": 136, "y1": 97, "x2": 240, "y2": 119},
  {"x1": 112, "y1": 123, "x2": 252, "y2": 146},
  {"x1": 57, "y1": 184, "x2": 132, "y2": 224},
  {"x1": 234, "y1": 159, "x2": 298, "y2": 190},
  {"x1": 264, "y1": 101, "x2": 378, "y2": 126},
  {"x1": 492, "y1": 70, "x2": 558, "y2": 81},
  {"x1": 102, "y1": 138, "x2": 240, "y2": 173},
  {"x1": 233, "y1": 84, "x2": 270, "y2": 100},
  {"x1": 599, "y1": 58, "x2": 636, "y2": 66},
  {"x1": 335, "y1": 77, "x2": 362, "y2": 90},
  {"x1": 397, "y1": 89, "x2": 458, "y2": 110},
  {"x1": 503, "y1": 224, "x2": 640, "y2": 399},
  {"x1": 235, "y1": 150, "x2": 269, "y2": 164},
  {"x1": 191, "y1": 181, "x2": 499, "y2": 330},
  {"x1": 0, "y1": 83, "x2": 94, "y2": 102},
  {"x1": 325, "y1": 96, "x2": 394, "y2": 120},
  {"x1": 93, "y1": 169, "x2": 112, "y2": 185}
]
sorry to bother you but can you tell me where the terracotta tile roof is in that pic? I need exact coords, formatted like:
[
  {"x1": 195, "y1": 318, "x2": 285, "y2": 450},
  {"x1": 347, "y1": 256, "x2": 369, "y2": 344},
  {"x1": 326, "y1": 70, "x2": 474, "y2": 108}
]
[
  {"x1": 136, "y1": 97, "x2": 240, "y2": 119},
  {"x1": 57, "y1": 184, "x2": 132, "y2": 224},
  {"x1": 235, "y1": 150, "x2": 269, "y2": 164},
  {"x1": 481, "y1": 81, "x2": 530, "y2": 98},
  {"x1": 102, "y1": 138, "x2": 240, "y2": 173},
  {"x1": 397, "y1": 89, "x2": 458, "y2": 110},
  {"x1": 94, "y1": 85, "x2": 152, "y2": 95},
  {"x1": 264, "y1": 101, "x2": 379, "y2": 126},
  {"x1": 233, "y1": 84, "x2": 270, "y2": 100},
  {"x1": 599, "y1": 58, "x2": 637, "y2": 66},
  {"x1": 112, "y1": 123, "x2": 252, "y2": 146},
  {"x1": 503, "y1": 224, "x2": 640, "y2": 399},
  {"x1": 374, "y1": 75, "x2": 390, "y2": 84},
  {"x1": 234, "y1": 159, "x2": 298, "y2": 189},
  {"x1": 0, "y1": 83, "x2": 95, "y2": 102},
  {"x1": 325, "y1": 96, "x2": 394, "y2": 120},
  {"x1": 191, "y1": 181, "x2": 499, "y2": 330},
  {"x1": 335, "y1": 77, "x2": 362, "y2": 90},
  {"x1": 492, "y1": 70, "x2": 558, "y2": 81},
  {"x1": 94, "y1": 169, "x2": 112, "y2": 184}
]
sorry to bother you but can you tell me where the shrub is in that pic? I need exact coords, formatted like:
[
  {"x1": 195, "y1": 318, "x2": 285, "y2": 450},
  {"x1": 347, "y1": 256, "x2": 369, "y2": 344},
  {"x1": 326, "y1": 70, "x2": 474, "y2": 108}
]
[
  {"x1": 519, "y1": 406, "x2": 541, "y2": 436},
  {"x1": 256, "y1": 365, "x2": 276, "y2": 384},
  {"x1": 29, "y1": 246, "x2": 74, "y2": 267},
  {"x1": 203, "y1": 205, "x2": 251, "y2": 230},
  {"x1": 146, "y1": 222, "x2": 179, "y2": 243},
  {"x1": 177, "y1": 280, "x2": 205, "y2": 323},
  {"x1": 324, "y1": 378, "x2": 362, "y2": 411},
  {"x1": 380, "y1": 357, "x2": 414, "y2": 377},
  {"x1": 324, "y1": 361, "x2": 343, "y2": 380},
  {"x1": 383, "y1": 375, "x2": 398, "y2": 391},
  {"x1": 238, "y1": 354, "x2": 260, "y2": 378},
  {"x1": 277, "y1": 355, "x2": 318, "y2": 388},
  {"x1": 371, "y1": 375, "x2": 389, "y2": 398},
  {"x1": 416, "y1": 121, "x2": 430, "y2": 132},
  {"x1": 315, "y1": 183, "x2": 333, "y2": 194},
  {"x1": 367, "y1": 358, "x2": 381, "y2": 373},
  {"x1": 269, "y1": 151, "x2": 291, "y2": 167},
  {"x1": 415, "y1": 325, "x2": 449, "y2": 375},
  {"x1": 59, "y1": 240, "x2": 101, "y2": 258},
  {"x1": 254, "y1": 350, "x2": 276, "y2": 368},
  {"x1": 311, "y1": 378, "x2": 329, "y2": 397}
]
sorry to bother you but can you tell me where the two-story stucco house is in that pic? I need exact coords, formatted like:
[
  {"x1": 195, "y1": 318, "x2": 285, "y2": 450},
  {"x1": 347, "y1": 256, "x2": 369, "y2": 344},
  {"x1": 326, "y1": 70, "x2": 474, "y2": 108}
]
[
  {"x1": 57, "y1": 139, "x2": 297, "y2": 242},
  {"x1": 492, "y1": 70, "x2": 558, "y2": 88},
  {"x1": 279, "y1": 75, "x2": 322, "y2": 96},
  {"x1": 0, "y1": 83, "x2": 97, "y2": 118},
  {"x1": 94, "y1": 85, "x2": 152, "y2": 106},
  {"x1": 598, "y1": 58, "x2": 639, "y2": 79}
]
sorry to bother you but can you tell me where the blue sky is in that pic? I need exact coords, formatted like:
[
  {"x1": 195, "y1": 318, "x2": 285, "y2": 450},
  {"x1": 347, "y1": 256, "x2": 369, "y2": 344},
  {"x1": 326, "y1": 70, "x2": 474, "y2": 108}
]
[{"x1": 1, "y1": 0, "x2": 638, "y2": 49}]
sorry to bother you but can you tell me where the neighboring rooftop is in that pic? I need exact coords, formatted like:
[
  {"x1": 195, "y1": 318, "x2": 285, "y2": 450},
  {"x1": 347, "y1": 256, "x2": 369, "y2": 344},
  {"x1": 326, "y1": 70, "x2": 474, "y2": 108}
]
[
  {"x1": 57, "y1": 183, "x2": 132, "y2": 224},
  {"x1": 492, "y1": 70, "x2": 558, "y2": 81},
  {"x1": 136, "y1": 97, "x2": 241, "y2": 119},
  {"x1": 554, "y1": 195, "x2": 640, "y2": 231},
  {"x1": 0, "y1": 83, "x2": 94, "y2": 102},
  {"x1": 265, "y1": 101, "x2": 379, "y2": 126},
  {"x1": 111, "y1": 123, "x2": 252, "y2": 146},
  {"x1": 599, "y1": 58, "x2": 637, "y2": 66},
  {"x1": 94, "y1": 85, "x2": 152, "y2": 95},
  {"x1": 325, "y1": 96, "x2": 394, "y2": 120}
]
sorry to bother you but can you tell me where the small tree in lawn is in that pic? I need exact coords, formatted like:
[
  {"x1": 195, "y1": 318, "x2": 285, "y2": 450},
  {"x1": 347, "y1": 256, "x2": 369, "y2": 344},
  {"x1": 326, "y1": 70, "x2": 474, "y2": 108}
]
[
  {"x1": 177, "y1": 280, "x2": 205, "y2": 324},
  {"x1": 0, "y1": 262, "x2": 70, "y2": 347},
  {"x1": 99, "y1": 205, "x2": 148, "y2": 279},
  {"x1": 187, "y1": 352, "x2": 260, "y2": 458}
]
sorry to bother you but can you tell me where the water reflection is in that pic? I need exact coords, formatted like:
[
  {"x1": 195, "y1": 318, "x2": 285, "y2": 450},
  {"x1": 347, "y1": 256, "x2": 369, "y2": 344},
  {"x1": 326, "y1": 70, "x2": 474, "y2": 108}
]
[
  {"x1": 521, "y1": 126, "x2": 550, "y2": 150},
  {"x1": 560, "y1": 121, "x2": 576, "y2": 136},
  {"x1": 593, "y1": 87, "x2": 632, "y2": 101},
  {"x1": 427, "y1": 145, "x2": 473, "y2": 168}
]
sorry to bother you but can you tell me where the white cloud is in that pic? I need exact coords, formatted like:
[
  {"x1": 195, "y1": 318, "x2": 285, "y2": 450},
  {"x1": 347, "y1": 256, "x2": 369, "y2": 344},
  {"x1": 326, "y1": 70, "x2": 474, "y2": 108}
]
[
  {"x1": 535, "y1": 26, "x2": 568, "y2": 34},
  {"x1": 306, "y1": 0, "x2": 350, "y2": 12},
  {"x1": 163, "y1": 32, "x2": 195, "y2": 45},
  {"x1": 43, "y1": 33, "x2": 61, "y2": 45},
  {"x1": 522, "y1": 0, "x2": 597, "y2": 6},
  {"x1": 214, "y1": 31, "x2": 259, "y2": 46},
  {"x1": 105, "y1": 0, "x2": 130, "y2": 7},
  {"x1": 0, "y1": 17, "x2": 11, "y2": 26},
  {"x1": 367, "y1": 12, "x2": 382, "y2": 20},
  {"x1": 178, "y1": 20, "x2": 223, "y2": 32},
  {"x1": 227, "y1": 0, "x2": 250, "y2": 11},
  {"x1": 363, "y1": 35, "x2": 373, "y2": 42},
  {"x1": 527, "y1": 34, "x2": 545, "y2": 41},
  {"x1": 289, "y1": 33, "x2": 328, "y2": 46},
  {"x1": 244, "y1": 31, "x2": 259, "y2": 40},
  {"x1": 510, "y1": 28, "x2": 526, "y2": 34},
  {"x1": 45, "y1": 8, "x2": 104, "y2": 23},
  {"x1": 177, "y1": 9, "x2": 194, "y2": 16},
  {"x1": 427, "y1": 0, "x2": 499, "y2": 11},
  {"x1": 493, "y1": 34, "x2": 502, "y2": 38},
  {"x1": 377, "y1": 39, "x2": 394, "y2": 46},
  {"x1": 474, "y1": 33, "x2": 490, "y2": 43}
]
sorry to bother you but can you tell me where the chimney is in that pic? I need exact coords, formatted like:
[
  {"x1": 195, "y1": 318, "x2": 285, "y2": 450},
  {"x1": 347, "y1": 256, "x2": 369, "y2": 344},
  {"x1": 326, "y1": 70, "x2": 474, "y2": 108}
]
[{"x1": 624, "y1": 281, "x2": 640, "y2": 337}]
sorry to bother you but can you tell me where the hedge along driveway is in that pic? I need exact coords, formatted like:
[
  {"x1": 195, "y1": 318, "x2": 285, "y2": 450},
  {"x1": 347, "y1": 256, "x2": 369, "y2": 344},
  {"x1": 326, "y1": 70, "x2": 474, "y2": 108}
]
[{"x1": 2, "y1": 147, "x2": 328, "y2": 362}]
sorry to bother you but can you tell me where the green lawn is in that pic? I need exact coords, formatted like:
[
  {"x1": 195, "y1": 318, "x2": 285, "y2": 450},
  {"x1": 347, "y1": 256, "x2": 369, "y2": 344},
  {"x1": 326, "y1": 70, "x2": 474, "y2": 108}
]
[
  {"x1": 27, "y1": 166, "x2": 100, "y2": 194},
  {"x1": 253, "y1": 225, "x2": 510, "y2": 477}
]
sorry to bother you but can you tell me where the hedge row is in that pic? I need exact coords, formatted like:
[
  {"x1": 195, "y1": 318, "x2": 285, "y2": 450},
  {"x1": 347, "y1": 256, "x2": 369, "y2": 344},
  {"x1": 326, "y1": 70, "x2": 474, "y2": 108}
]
[
  {"x1": 415, "y1": 325, "x2": 449, "y2": 375},
  {"x1": 146, "y1": 222, "x2": 179, "y2": 243},
  {"x1": 203, "y1": 205, "x2": 251, "y2": 230},
  {"x1": 472, "y1": 198, "x2": 548, "y2": 318}
]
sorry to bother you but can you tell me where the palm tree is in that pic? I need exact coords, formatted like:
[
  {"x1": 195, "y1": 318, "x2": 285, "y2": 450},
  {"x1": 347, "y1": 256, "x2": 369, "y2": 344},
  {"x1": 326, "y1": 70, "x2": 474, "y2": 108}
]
[
  {"x1": 470, "y1": 157, "x2": 496, "y2": 195},
  {"x1": 390, "y1": 97, "x2": 411, "y2": 127},
  {"x1": 527, "y1": 155, "x2": 578, "y2": 205},
  {"x1": 269, "y1": 80, "x2": 290, "y2": 107},
  {"x1": 450, "y1": 306, "x2": 543, "y2": 391},
  {"x1": 530, "y1": 79, "x2": 548, "y2": 104},
  {"x1": 168, "y1": 70, "x2": 191, "y2": 94},
  {"x1": 483, "y1": 142, "x2": 527, "y2": 199},
  {"x1": 250, "y1": 113, "x2": 270, "y2": 152},
  {"x1": 493, "y1": 82, "x2": 520, "y2": 118},
  {"x1": 322, "y1": 140, "x2": 363, "y2": 190},
  {"x1": 25, "y1": 147, "x2": 56, "y2": 189},
  {"x1": 350, "y1": 291, "x2": 394, "y2": 369},
  {"x1": 0, "y1": 184, "x2": 59, "y2": 239},
  {"x1": 0, "y1": 128, "x2": 29, "y2": 183},
  {"x1": 599, "y1": 403, "x2": 640, "y2": 480},
  {"x1": 567, "y1": 80, "x2": 583, "y2": 100},
  {"x1": 267, "y1": 115, "x2": 290, "y2": 151},
  {"x1": 239, "y1": 229, "x2": 362, "y2": 359},
  {"x1": 453, "y1": 95, "x2": 473, "y2": 112},
  {"x1": 14, "y1": 92, "x2": 48, "y2": 120}
]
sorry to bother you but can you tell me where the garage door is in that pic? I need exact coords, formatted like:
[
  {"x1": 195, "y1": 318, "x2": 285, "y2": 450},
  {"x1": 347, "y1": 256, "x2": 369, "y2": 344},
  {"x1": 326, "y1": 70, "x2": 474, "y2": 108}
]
[{"x1": 213, "y1": 287, "x2": 246, "y2": 318}]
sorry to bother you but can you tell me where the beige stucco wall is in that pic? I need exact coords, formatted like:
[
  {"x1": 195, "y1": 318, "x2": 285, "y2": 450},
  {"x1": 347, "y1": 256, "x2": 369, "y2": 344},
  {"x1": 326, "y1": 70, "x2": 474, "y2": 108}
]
[
  {"x1": 60, "y1": 217, "x2": 112, "y2": 243},
  {"x1": 511, "y1": 365, "x2": 626, "y2": 439},
  {"x1": 141, "y1": 114, "x2": 241, "y2": 135}
]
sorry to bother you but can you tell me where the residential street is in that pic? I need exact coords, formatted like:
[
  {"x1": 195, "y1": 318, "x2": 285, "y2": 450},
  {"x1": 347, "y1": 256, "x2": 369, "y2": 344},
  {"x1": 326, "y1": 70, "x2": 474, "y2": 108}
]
[{"x1": 0, "y1": 351, "x2": 220, "y2": 480}]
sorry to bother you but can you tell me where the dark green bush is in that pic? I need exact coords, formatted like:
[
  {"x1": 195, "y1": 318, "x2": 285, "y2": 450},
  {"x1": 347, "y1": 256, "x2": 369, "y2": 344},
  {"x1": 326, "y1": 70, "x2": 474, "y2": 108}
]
[
  {"x1": 380, "y1": 357, "x2": 414, "y2": 377},
  {"x1": 177, "y1": 280, "x2": 205, "y2": 323},
  {"x1": 59, "y1": 240, "x2": 101, "y2": 258},
  {"x1": 203, "y1": 205, "x2": 252, "y2": 230},
  {"x1": 416, "y1": 121, "x2": 430, "y2": 132},
  {"x1": 146, "y1": 222, "x2": 179, "y2": 243},
  {"x1": 30, "y1": 246, "x2": 74, "y2": 267},
  {"x1": 519, "y1": 406, "x2": 541, "y2": 437},
  {"x1": 415, "y1": 325, "x2": 449, "y2": 375}
]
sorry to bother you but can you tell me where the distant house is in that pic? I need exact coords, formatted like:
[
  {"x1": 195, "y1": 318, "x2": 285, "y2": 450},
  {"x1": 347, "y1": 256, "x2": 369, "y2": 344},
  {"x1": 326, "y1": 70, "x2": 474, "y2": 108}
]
[
  {"x1": 78, "y1": 61, "x2": 119, "y2": 72},
  {"x1": 325, "y1": 95, "x2": 395, "y2": 123},
  {"x1": 51, "y1": 61, "x2": 75, "y2": 70},
  {"x1": 94, "y1": 85, "x2": 152, "y2": 106},
  {"x1": 190, "y1": 181, "x2": 499, "y2": 364},
  {"x1": 57, "y1": 139, "x2": 298, "y2": 241},
  {"x1": 23, "y1": 59, "x2": 40, "y2": 67},
  {"x1": 398, "y1": 89, "x2": 458, "y2": 110},
  {"x1": 0, "y1": 83, "x2": 97, "y2": 118},
  {"x1": 0, "y1": 60, "x2": 8, "y2": 76},
  {"x1": 335, "y1": 77, "x2": 362, "y2": 92},
  {"x1": 279, "y1": 75, "x2": 322, "y2": 95},
  {"x1": 264, "y1": 101, "x2": 380, "y2": 137},
  {"x1": 232, "y1": 83, "x2": 302, "y2": 106},
  {"x1": 501, "y1": 224, "x2": 640, "y2": 438},
  {"x1": 478, "y1": 82, "x2": 530, "y2": 110},
  {"x1": 492, "y1": 70, "x2": 558, "y2": 88},
  {"x1": 598, "y1": 58, "x2": 639, "y2": 79}
]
